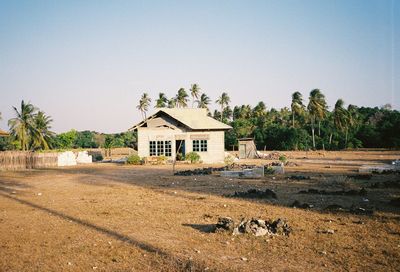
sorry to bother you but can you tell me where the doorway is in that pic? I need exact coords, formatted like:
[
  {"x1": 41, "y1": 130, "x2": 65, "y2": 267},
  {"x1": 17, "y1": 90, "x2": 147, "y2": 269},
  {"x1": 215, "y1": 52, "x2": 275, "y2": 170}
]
[{"x1": 175, "y1": 140, "x2": 186, "y2": 160}]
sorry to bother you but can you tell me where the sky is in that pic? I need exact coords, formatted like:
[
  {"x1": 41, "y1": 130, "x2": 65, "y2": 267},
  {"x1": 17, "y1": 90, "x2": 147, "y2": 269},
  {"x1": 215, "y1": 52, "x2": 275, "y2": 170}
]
[{"x1": 0, "y1": 0, "x2": 399, "y2": 133}]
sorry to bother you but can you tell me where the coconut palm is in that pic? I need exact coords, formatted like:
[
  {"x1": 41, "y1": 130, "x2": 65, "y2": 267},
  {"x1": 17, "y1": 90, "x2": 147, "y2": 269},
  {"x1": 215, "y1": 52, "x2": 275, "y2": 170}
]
[
  {"x1": 137, "y1": 93, "x2": 151, "y2": 120},
  {"x1": 291, "y1": 91, "x2": 305, "y2": 127},
  {"x1": 190, "y1": 84, "x2": 201, "y2": 108},
  {"x1": 216, "y1": 92, "x2": 230, "y2": 122},
  {"x1": 196, "y1": 93, "x2": 211, "y2": 110},
  {"x1": 8, "y1": 100, "x2": 37, "y2": 151},
  {"x1": 307, "y1": 89, "x2": 327, "y2": 149},
  {"x1": 175, "y1": 88, "x2": 189, "y2": 108},
  {"x1": 333, "y1": 99, "x2": 349, "y2": 146},
  {"x1": 31, "y1": 111, "x2": 54, "y2": 150},
  {"x1": 252, "y1": 101, "x2": 267, "y2": 118},
  {"x1": 155, "y1": 93, "x2": 168, "y2": 108},
  {"x1": 168, "y1": 98, "x2": 176, "y2": 108}
]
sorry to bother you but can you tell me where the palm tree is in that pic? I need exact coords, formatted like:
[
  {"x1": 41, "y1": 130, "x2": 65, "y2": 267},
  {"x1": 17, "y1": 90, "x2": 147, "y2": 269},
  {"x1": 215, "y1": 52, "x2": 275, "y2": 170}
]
[
  {"x1": 333, "y1": 99, "x2": 349, "y2": 147},
  {"x1": 175, "y1": 88, "x2": 189, "y2": 108},
  {"x1": 216, "y1": 92, "x2": 230, "y2": 122},
  {"x1": 291, "y1": 91, "x2": 305, "y2": 127},
  {"x1": 31, "y1": 111, "x2": 54, "y2": 150},
  {"x1": 155, "y1": 93, "x2": 168, "y2": 108},
  {"x1": 168, "y1": 98, "x2": 176, "y2": 108},
  {"x1": 8, "y1": 100, "x2": 37, "y2": 151},
  {"x1": 307, "y1": 89, "x2": 327, "y2": 149},
  {"x1": 196, "y1": 93, "x2": 211, "y2": 110},
  {"x1": 137, "y1": 93, "x2": 151, "y2": 120},
  {"x1": 190, "y1": 84, "x2": 201, "y2": 108}
]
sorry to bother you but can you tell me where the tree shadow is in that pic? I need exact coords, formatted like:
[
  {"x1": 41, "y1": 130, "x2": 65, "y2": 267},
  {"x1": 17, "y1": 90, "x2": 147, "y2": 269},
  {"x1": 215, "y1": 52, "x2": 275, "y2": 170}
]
[{"x1": 0, "y1": 192, "x2": 208, "y2": 271}]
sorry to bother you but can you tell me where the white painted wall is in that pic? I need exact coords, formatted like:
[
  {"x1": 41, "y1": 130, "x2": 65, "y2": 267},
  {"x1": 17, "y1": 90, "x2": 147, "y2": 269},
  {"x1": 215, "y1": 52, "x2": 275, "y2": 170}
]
[{"x1": 137, "y1": 127, "x2": 226, "y2": 164}]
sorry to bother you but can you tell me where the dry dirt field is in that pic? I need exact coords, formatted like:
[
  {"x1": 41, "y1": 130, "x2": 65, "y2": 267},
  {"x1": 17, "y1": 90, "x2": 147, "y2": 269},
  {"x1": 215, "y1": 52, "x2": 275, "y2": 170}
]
[{"x1": 1, "y1": 150, "x2": 400, "y2": 271}]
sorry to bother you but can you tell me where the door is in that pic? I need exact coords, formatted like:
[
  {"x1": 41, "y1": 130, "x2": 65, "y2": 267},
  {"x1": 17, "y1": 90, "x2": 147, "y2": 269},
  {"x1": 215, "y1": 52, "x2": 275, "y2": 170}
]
[{"x1": 239, "y1": 144, "x2": 246, "y2": 159}]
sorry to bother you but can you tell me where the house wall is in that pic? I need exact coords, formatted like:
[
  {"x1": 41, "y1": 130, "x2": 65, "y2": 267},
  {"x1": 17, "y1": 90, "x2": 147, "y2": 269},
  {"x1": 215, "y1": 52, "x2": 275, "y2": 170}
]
[{"x1": 137, "y1": 127, "x2": 226, "y2": 164}]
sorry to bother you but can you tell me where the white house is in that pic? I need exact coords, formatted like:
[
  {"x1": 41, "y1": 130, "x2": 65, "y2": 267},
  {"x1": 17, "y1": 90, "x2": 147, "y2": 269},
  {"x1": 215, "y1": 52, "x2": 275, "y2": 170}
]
[{"x1": 129, "y1": 108, "x2": 232, "y2": 163}]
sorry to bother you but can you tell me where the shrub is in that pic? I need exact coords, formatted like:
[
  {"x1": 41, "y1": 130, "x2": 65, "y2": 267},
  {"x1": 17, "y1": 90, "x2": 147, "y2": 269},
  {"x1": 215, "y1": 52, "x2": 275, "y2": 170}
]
[
  {"x1": 186, "y1": 152, "x2": 200, "y2": 164},
  {"x1": 126, "y1": 154, "x2": 142, "y2": 165},
  {"x1": 157, "y1": 155, "x2": 167, "y2": 164},
  {"x1": 278, "y1": 155, "x2": 287, "y2": 163},
  {"x1": 92, "y1": 153, "x2": 103, "y2": 162},
  {"x1": 224, "y1": 156, "x2": 234, "y2": 166}
]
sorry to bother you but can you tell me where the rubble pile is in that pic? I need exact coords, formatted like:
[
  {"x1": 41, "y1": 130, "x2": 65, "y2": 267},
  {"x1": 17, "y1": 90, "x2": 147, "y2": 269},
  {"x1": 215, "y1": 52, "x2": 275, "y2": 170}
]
[
  {"x1": 298, "y1": 188, "x2": 367, "y2": 196},
  {"x1": 215, "y1": 217, "x2": 291, "y2": 237},
  {"x1": 174, "y1": 167, "x2": 226, "y2": 176},
  {"x1": 291, "y1": 200, "x2": 314, "y2": 209},
  {"x1": 229, "y1": 188, "x2": 277, "y2": 199},
  {"x1": 324, "y1": 204, "x2": 374, "y2": 215}
]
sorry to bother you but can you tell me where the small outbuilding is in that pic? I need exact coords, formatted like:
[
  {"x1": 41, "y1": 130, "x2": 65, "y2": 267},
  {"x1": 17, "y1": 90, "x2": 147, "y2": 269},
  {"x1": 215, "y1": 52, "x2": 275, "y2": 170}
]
[
  {"x1": 129, "y1": 108, "x2": 232, "y2": 164},
  {"x1": 238, "y1": 138, "x2": 258, "y2": 159}
]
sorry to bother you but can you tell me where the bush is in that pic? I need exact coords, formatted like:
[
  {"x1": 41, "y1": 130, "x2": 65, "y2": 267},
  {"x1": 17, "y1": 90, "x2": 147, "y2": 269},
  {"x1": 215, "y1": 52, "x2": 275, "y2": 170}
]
[
  {"x1": 157, "y1": 155, "x2": 167, "y2": 164},
  {"x1": 278, "y1": 155, "x2": 287, "y2": 163},
  {"x1": 186, "y1": 152, "x2": 200, "y2": 164},
  {"x1": 92, "y1": 153, "x2": 103, "y2": 162},
  {"x1": 126, "y1": 154, "x2": 142, "y2": 165},
  {"x1": 224, "y1": 155, "x2": 234, "y2": 166}
]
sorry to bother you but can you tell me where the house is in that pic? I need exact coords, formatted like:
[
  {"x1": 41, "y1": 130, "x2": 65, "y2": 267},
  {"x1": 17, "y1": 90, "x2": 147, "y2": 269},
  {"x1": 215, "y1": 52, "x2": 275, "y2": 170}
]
[{"x1": 129, "y1": 108, "x2": 232, "y2": 163}]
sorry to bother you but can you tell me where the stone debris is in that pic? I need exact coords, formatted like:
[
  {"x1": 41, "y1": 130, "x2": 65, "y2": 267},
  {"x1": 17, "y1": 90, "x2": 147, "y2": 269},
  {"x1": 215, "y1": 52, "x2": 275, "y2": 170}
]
[
  {"x1": 298, "y1": 188, "x2": 367, "y2": 196},
  {"x1": 288, "y1": 175, "x2": 311, "y2": 180},
  {"x1": 215, "y1": 217, "x2": 291, "y2": 237},
  {"x1": 359, "y1": 163, "x2": 400, "y2": 174},
  {"x1": 347, "y1": 174, "x2": 372, "y2": 180},
  {"x1": 229, "y1": 188, "x2": 277, "y2": 199},
  {"x1": 174, "y1": 167, "x2": 226, "y2": 176},
  {"x1": 324, "y1": 204, "x2": 374, "y2": 215},
  {"x1": 291, "y1": 200, "x2": 314, "y2": 209}
]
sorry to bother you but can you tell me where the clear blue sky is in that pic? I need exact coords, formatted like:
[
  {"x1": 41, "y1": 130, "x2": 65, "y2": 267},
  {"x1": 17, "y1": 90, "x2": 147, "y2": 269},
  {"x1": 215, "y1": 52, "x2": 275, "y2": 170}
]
[{"x1": 0, "y1": 0, "x2": 399, "y2": 133}]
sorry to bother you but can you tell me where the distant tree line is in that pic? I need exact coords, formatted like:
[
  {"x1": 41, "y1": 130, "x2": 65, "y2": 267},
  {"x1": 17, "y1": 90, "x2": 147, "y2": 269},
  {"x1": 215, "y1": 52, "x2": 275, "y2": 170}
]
[
  {"x1": 0, "y1": 100, "x2": 136, "y2": 151},
  {"x1": 1, "y1": 87, "x2": 399, "y2": 151},
  {"x1": 137, "y1": 85, "x2": 400, "y2": 150}
]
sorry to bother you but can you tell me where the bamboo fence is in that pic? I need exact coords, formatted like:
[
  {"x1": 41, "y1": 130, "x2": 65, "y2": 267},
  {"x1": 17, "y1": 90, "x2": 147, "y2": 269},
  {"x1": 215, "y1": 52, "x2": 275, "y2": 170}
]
[{"x1": 0, "y1": 151, "x2": 58, "y2": 171}]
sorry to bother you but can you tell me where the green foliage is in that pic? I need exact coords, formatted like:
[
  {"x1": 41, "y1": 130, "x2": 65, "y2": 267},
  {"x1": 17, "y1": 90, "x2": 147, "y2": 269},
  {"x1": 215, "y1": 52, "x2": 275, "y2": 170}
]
[
  {"x1": 92, "y1": 153, "x2": 103, "y2": 162},
  {"x1": 279, "y1": 155, "x2": 287, "y2": 163},
  {"x1": 126, "y1": 154, "x2": 142, "y2": 165},
  {"x1": 55, "y1": 129, "x2": 77, "y2": 149},
  {"x1": 186, "y1": 152, "x2": 200, "y2": 163}
]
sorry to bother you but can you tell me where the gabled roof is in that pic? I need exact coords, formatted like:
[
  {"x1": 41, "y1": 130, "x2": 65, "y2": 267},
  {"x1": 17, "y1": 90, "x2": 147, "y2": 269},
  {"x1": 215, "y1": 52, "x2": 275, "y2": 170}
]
[
  {"x1": 130, "y1": 108, "x2": 232, "y2": 131},
  {"x1": 0, "y1": 129, "x2": 9, "y2": 136}
]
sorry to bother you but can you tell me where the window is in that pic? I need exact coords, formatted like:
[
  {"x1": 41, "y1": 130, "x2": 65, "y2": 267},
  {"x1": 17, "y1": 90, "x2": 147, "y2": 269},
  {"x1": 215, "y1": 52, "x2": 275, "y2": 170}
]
[
  {"x1": 193, "y1": 140, "x2": 207, "y2": 152},
  {"x1": 157, "y1": 141, "x2": 164, "y2": 156},
  {"x1": 149, "y1": 141, "x2": 156, "y2": 156},
  {"x1": 149, "y1": 140, "x2": 172, "y2": 157},
  {"x1": 165, "y1": 141, "x2": 172, "y2": 157}
]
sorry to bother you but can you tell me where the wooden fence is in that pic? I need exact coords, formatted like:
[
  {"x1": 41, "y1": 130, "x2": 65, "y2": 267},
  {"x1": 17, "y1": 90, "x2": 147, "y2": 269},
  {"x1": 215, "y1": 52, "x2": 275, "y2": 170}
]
[{"x1": 0, "y1": 151, "x2": 58, "y2": 171}]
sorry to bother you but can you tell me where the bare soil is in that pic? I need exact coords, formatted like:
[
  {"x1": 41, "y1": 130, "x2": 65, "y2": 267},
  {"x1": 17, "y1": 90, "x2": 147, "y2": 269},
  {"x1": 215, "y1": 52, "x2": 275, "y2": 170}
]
[{"x1": 0, "y1": 150, "x2": 399, "y2": 271}]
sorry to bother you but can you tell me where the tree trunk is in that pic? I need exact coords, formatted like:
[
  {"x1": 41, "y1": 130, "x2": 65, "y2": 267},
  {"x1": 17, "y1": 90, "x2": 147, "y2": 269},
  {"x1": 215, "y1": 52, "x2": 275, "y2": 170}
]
[
  {"x1": 345, "y1": 129, "x2": 348, "y2": 148},
  {"x1": 329, "y1": 133, "x2": 332, "y2": 145},
  {"x1": 292, "y1": 112, "x2": 295, "y2": 128},
  {"x1": 311, "y1": 125, "x2": 316, "y2": 150},
  {"x1": 318, "y1": 120, "x2": 321, "y2": 136}
]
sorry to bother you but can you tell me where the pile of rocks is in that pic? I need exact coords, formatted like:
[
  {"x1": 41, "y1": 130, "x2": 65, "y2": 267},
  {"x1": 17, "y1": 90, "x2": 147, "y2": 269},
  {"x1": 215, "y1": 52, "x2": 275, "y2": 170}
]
[
  {"x1": 298, "y1": 188, "x2": 367, "y2": 196},
  {"x1": 174, "y1": 167, "x2": 226, "y2": 176},
  {"x1": 230, "y1": 188, "x2": 277, "y2": 199},
  {"x1": 215, "y1": 217, "x2": 291, "y2": 237}
]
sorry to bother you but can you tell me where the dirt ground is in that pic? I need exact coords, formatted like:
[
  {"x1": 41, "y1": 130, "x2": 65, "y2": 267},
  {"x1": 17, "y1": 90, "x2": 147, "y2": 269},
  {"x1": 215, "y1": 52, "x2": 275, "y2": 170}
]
[{"x1": 0, "y1": 150, "x2": 400, "y2": 271}]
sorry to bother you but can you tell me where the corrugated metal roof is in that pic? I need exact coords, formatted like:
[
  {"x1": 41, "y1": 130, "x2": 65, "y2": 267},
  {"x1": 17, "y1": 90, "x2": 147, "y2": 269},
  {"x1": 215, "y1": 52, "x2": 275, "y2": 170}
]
[{"x1": 130, "y1": 108, "x2": 232, "y2": 131}]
